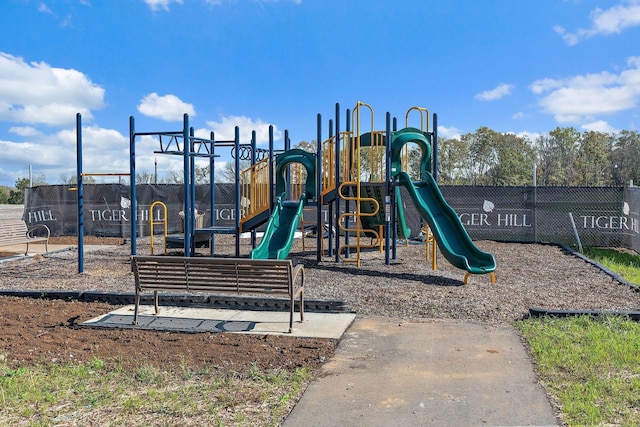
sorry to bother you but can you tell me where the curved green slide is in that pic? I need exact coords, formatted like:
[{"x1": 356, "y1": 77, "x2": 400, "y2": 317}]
[
  {"x1": 251, "y1": 149, "x2": 316, "y2": 260},
  {"x1": 396, "y1": 191, "x2": 411, "y2": 240},
  {"x1": 396, "y1": 172, "x2": 495, "y2": 274},
  {"x1": 250, "y1": 194, "x2": 305, "y2": 260},
  {"x1": 391, "y1": 128, "x2": 495, "y2": 276}
]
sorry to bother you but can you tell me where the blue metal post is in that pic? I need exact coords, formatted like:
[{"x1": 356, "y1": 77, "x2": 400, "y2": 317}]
[
  {"x1": 76, "y1": 113, "x2": 84, "y2": 273},
  {"x1": 234, "y1": 126, "x2": 241, "y2": 257},
  {"x1": 385, "y1": 112, "x2": 391, "y2": 265},
  {"x1": 268, "y1": 126, "x2": 274, "y2": 210},
  {"x1": 284, "y1": 130, "x2": 291, "y2": 200},
  {"x1": 210, "y1": 131, "x2": 215, "y2": 255},
  {"x1": 334, "y1": 103, "x2": 341, "y2": 261},
  {"x1": 316, "y1": 114, "x2": 322, "y2": 262},
  {"x1": 129, "y1": 115, "x2": 137, "y2": 256},
  {"x1": 433, "y1": 113, "x2": 438, "y2": 183},
  {"x1": 183, "y1": 114, "x2": 192, "y2": 256},
  {"x1": 190, "y1": 127, "x2": 196, "y2": 235},
  {"x1": 392, "y1": 117, "x2": 398, "y2": 260}
]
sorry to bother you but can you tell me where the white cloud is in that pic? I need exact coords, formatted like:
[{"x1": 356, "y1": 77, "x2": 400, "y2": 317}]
[
  {"x1": 145, "y1": 0, "x2": 302, "y2": 10},
  {"x1": 0, "y1": 52, "x2": 105, "y2": 126},
  {"x1": 9, "y1": 126, "x2": 41, "y2": 137},
  {"x1": 38, "y1": 3, "x2": 54, "y2": 14},
  {"x1": 581, "y1": 120, "x2": 619, "y2": 133},
  {"x1": 144, "y1": 0, "x2": 183, "y2": 12},
  {"x1": 437, "y1": 125, "x2": 461, "y2": 140},
  {"x1": 516, "y1": 131, "x2": 541, "y2": 142},
  {"x1": 205, "y1": 115, "x2": 282, "y2": 144},
  {"x1": 530, "y1": 56, "x2": 640, "y2": 123},
  {"x1": 512, "y1": 112, "x2": 525, "y2": 120},
  {"x1": 556, "y1": 0, "x2": 640, "y2": 45},
  {"x1": 474, "y1": 83, "x2": 514, "y2": 101},
  {"x1": 137, "y1": 93, "x2": 196, "y2": 122},
  {"x1": 0, "y1": 124, "x2": 138, "y2": 184}
]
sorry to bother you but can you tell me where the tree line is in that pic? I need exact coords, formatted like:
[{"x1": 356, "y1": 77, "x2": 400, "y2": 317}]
[
  {"x1": 2, "y1": 126, "x2": 639, "y2": 205},
  {"x1": 434, "y1": 127, "x2": 640, "y2": 187}
]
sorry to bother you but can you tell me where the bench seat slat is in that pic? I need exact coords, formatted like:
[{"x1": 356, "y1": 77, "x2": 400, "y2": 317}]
[{"x1": 0, "y1": 220, "x2": 50, "y2": 255}]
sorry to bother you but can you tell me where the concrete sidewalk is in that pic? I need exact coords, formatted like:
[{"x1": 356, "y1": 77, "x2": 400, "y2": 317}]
[
  {"x1": 0, "y1": 243, "x2": 72, "y2": 262},
  {"x1": 284, "y1": 317, "x2": 558, "y2": 427}
]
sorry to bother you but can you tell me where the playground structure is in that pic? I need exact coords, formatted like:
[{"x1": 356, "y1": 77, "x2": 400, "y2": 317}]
[{"x1": 75, "y1": 101, "x2": 496, "y2": 283}]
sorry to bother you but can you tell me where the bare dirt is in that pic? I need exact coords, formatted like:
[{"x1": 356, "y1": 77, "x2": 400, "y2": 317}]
[
  {"x1": 1, "y1": 236, "x2": 336, "y2": 372},
  {"x1": 1, "y1": 235, "x2": 639, "y2": 375},
  {"x1": 0, "y1": 296, "x2": 335, "y2": 372}
]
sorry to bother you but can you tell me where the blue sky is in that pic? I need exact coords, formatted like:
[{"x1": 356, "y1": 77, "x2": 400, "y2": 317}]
[{"x1": 0, "y1": 0, "x2": 639, "y2": 187}]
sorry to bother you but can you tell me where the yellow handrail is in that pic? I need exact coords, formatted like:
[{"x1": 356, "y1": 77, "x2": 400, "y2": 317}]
[
  {"x1": 149, "y1": 201, "x2": 167, "y2": 255},
  {"x1": 403, "y1": 106, "x2": 431, "y2": 172},
  {"x1": 321, "y1": 135, "x2": 336, "y2": 196},
  {"x1": 239, "y1": 158, "x2": 270, "y2": 225},
  {"x1": 405, "y1": 106, "x2": 430, "y2": 131}
]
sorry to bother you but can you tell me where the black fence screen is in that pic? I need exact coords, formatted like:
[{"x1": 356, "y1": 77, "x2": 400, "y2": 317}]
[{"x1": 23, "y1": 184, "x2": 640, "y2": 253}]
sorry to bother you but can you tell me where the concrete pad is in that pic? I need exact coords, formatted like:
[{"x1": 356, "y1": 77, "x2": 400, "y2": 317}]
[
  {"x1": 283, "y1": 317, "x2": 558, "y2": 427},
  {"x1": 83, "y1": 304, "x2": 356, "y2": 339}
]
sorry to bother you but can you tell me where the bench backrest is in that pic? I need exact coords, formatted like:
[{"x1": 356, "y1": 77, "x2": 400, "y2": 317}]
[
  {"x1": 0, "y1": 220, "x2": 28, "y2": 244},
  {"x1": 131, "y1": 255, "x2": 297, "y2": 294}
]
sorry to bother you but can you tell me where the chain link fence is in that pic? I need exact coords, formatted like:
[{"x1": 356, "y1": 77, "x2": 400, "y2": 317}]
[{"x1": 22, "y1": 184, "x2": 640, "y2": 253}]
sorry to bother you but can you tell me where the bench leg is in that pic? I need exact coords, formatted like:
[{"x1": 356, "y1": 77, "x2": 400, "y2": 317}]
[
  {"x1": 288, "y1": 292, "x2": 304, "y2": 333},
  {"x1": 154, "y1": 291, "x2": 159, "y2": 315},
  {"x1": 289, "y1": 294, "x2": 294, "y2": 333},
  {"x1": 133, "y1": 291, "x2": 140, "y2": 325},
  {"x1": 300, "y1": 291, "x2": 304, "y2": 323}
]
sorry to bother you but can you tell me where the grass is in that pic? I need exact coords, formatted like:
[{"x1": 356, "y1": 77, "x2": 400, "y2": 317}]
[
  {"x1": 517, "y1": 315, "x2": 640, "y2": 426},
  {"x1": 3, "y1": 246, "x2": 640, "y2": 425},
  {"x1": 516, "y1": 247, "x2": 640, "y2": 426},
  {"x1": 0, "y1": 356, "x2": 311, "y2": 426},
  {"x1": 582, "y1": 246, "x2": 640, "y2": 284}
]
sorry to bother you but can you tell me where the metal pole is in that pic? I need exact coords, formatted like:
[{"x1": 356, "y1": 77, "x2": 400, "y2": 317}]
[
  {"x1": 432, "y1": 113, "x2": 438, "y2": 182},
  {"x1": 210, "y1": 131, "x2": 215, "y2": 255},
  {"x1": 392, "y1": 116, "x2": 398, "y2": 260},
  {"x1": 343, "y1": 107, "x2": 351, "y2": 260},
  {"x1": 234, "y1": 126, "x2": 241, "y2": 257},
  {"x1": 269, "y1": 126, "x2": 274, "y2": 211},
  {"x1": 533, "y1": 163, "x2": 537, "y2": 243},
  {"x1": 317, "y1": 113, "x2": 322, "y2": 262},
  {"x1": 385, "y1": 112, "x2": 391, "y2": 265},
  {"x1": 129, "y1": 115, "x2": 137, "y2": 256},
  {"x1": 333, "y1": 103, "x2": 341, "y2": 261},
  {"x1": 325, "y1": 117, "x2": 333, "y2": 258},
  {"x1": 76, "y1": 113, "x2": 84, "y2": 273},
  {"x1": 284, "y1": 130, "x2": 291, "y2": 200},
  {"x1": 251, "y1": 130, "x2": 257, "y2": 249},
  {"x1": 183, "y1": 114, "x2": 192, "y2": 257},
  {"x1": 568, "y1": 212, "x2": 583, "y2": 254}
]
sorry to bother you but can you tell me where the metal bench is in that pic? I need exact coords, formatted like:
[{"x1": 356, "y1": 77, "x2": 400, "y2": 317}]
[
  {"x1": 0, "y1": 220, "x2": 50, "y2": 255},
  {"x1": 131, "y1": 255, "x2": 305, "y2": 333}
]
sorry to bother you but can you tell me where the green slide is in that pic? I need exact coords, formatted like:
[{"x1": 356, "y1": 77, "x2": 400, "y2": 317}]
[
  {"x1": 250, "y1": 194, "x2": 306, "y2": 260},
  {"x1": 251, "y1": 148, "x2": 316, "y2": 260},
  {"x1": 396, "y1": 191, "x2": 411, "y2": 240},
  {"x1": 396, "y1": 171, "x2": 496, "y2": 275}
]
